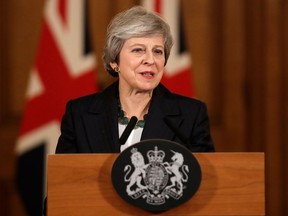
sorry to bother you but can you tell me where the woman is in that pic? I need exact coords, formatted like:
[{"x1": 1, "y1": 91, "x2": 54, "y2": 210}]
[{"x1": 56, "y1": 6, "x2": 214, "y2": 154}]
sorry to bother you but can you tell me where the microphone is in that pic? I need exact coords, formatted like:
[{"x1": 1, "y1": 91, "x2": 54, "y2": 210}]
[
  {"x1": 119, "y1": 116, "x2": 138, "y2": 145},
  {"x1": 164, "y1": 117, "x2": 189, "y2": 148}
]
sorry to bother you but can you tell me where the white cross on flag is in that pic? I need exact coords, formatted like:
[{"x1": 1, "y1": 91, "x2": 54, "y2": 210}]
[
  {"x1": 15, "y1": 0, "x2": 98, "y2": 215},
  {"x1": 142, "y1": 0, "x2": 195, "y2": 97}
]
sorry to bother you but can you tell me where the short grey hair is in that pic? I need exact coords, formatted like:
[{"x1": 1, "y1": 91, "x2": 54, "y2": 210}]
[{"x1": 103, "y1": 6, "x2": 174, "y2": 77}]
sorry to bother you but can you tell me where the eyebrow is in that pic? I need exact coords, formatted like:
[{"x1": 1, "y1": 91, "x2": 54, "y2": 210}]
[{"x1": 129, "y1": 43, "x2": 164, "y2": 49}]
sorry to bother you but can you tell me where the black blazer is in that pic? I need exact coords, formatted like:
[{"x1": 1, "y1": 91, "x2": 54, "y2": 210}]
[{"x1": 56, "y1": 81, "x2": 214, "y2": 153}]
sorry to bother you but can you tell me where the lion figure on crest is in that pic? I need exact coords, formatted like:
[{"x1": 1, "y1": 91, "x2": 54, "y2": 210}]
[{"x1": 124, "y1": 149, "x2": 149, "y2": 195}]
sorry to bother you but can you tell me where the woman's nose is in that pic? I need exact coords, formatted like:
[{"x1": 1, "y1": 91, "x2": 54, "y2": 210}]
[{"x1": 143, "y1": 51, "x2": 155, "y2": 65}]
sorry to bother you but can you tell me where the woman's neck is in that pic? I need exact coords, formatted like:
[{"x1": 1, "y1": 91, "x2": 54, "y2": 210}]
[{"x1": 119, "y1": 90, "x2": 152, "y2": 120}]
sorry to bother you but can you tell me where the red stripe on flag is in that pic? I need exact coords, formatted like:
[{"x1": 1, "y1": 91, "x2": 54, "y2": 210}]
[
  {"x1": 162, "y1": 68, "x2": 195, "y2": 97},
  {"x1": 19, "y1": 21, "x2": 97, "y2": 135},
  {"x1": 154, "y1": 0, "x2": 161, "y2": 13},
  {"x1": 58, "y1": 0, "x2": 67, "y2": 26}
]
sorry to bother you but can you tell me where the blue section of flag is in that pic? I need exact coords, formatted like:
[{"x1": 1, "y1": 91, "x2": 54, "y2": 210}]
[{"x1": 16, "y1": 143, "x2": 45, "y2": 216}]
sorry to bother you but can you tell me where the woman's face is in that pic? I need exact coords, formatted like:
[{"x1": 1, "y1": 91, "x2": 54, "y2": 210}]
[{"x1": 112, "y1": 35, "x2": 165, "y2": 93}]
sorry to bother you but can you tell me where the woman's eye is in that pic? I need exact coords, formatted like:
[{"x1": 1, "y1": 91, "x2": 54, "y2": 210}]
[
  {"x1": 154, "y1": 49, "x2": 164, "y2": 55},
  {"x1": 132, "y1": 48, "x2": 144, "y2": 53}
]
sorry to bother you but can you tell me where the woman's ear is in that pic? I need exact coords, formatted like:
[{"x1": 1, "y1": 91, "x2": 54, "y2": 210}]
[
  {"x1": 110, "y1": 62, "x2": 118, "y2": 70},
  {"x1": 110, "y1": 62, "x2": 120, "y2": 73}
]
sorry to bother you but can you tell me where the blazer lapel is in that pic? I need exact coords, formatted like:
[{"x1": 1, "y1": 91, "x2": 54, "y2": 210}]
[
  {"x1": 82, "y1": 83, "x2": 120, "y2": 153},
  {"x1": 141, "y1": 84, "x2": 183, "y2": 141}
]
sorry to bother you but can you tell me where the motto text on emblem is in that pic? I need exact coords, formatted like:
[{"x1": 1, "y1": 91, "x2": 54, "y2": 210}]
[{"x1": 123, "y1": 146, "x2": 189, "y2": 205}]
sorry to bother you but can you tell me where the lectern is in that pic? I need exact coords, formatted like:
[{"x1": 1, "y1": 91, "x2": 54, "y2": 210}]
[{"x1": 47, "y1": 153, "x2": 265, "y2": 215}]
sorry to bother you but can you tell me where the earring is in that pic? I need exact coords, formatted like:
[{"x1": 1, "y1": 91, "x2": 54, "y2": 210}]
[{"x1": 114, "y1": 67, "x2": 120, "y2": 73}]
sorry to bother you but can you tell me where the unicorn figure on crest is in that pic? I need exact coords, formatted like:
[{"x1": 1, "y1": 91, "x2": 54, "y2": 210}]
[{"x1": 164, "y1": 150, "x2": 189, "y2": 194}]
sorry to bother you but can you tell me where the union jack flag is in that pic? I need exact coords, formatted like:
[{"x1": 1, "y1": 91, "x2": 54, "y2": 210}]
[
  {"x1": 142, "y1": 0, "x2": 195, "y2": 97},
  {"x1": 15, "y1": 0, "x2": 98, "y2": 215}
]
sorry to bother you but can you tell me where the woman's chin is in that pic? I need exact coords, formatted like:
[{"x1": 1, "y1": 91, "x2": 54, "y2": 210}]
[{"x1": 137, "y1": 82, "x2": 159, "y2": 92}]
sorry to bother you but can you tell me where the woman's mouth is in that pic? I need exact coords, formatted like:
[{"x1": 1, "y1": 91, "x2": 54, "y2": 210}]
[{"x1": 140, "y1": 72, "x2": 154, "y2": 77}]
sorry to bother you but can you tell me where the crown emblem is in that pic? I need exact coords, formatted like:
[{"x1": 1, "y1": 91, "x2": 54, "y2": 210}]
[{"x1": 147, "y1": 146, "x2": 165, "y2": 163}]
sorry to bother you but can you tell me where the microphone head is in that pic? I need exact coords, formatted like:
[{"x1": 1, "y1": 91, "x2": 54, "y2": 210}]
[
  {"x1": 119, "y1": 116, "x2": 138, "y2": 145},
  {"x1": 129, "y1": 116, "x2": 138, "y2": 125}
]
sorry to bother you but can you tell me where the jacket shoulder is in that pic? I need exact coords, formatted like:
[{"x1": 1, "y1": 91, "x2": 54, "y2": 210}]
[
  {"x1": 157, "y1": 83, "x2": 206, "y2": 108},
  {"x1": 67, "y1": 81, "x2": 118, "y2": 111}
]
